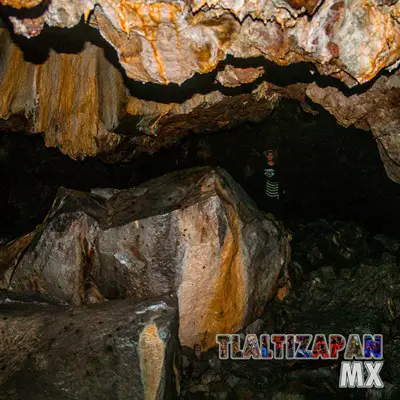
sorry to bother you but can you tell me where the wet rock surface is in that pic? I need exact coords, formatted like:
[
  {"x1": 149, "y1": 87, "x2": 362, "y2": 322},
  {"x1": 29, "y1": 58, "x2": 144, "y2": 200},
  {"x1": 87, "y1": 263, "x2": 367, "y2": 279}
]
[
  {"x1": 0, "y1": 167, "x2": 290, "y2": 350},
  {"x1": 180, "y1": 218, "x2": 400, "y2": 400},
  {"x1": 0, "y1": 294, "x2": 179, "y2": 400}
]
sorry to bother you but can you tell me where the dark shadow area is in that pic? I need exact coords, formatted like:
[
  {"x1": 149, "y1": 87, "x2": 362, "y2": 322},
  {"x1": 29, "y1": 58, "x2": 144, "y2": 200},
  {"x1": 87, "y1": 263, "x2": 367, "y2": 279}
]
[
  {"x1": 1, "y1": 99, "x2": 400, "y2": 241},
  {"x1": 178, "y1": 100, "x2": 400, "y2": 239},
  {"x1": 0, "y1": 1, "x2": 50, "y2": 19}
]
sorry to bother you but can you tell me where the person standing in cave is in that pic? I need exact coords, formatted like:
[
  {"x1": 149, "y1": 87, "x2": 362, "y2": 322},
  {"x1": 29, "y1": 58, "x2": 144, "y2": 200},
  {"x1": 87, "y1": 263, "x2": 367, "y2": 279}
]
[{"x1": 263, "y1": 149, "x2": 282, "y2": 217}]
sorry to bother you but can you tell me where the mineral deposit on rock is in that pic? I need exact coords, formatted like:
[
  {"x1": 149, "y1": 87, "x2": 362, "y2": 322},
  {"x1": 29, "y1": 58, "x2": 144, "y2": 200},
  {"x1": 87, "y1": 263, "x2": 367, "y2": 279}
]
[
  {"x1": 1, "y1": 167, "x2": 290, "y2": 350},
  {"x1": 0, "y1": 295, "x2": 180, "y2": 400}
]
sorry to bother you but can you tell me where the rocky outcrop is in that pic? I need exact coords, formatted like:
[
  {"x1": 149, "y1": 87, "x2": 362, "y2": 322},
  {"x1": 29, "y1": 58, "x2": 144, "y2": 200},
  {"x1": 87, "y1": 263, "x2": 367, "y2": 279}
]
[
  {"x1": 0, "y1": 167, "x2": 290, "y2": 350},
  {"x1": 0, "y1": 26, "x2": 303, "y2": 161},
  {"x1": 0, "y1": 295, "x2": 180, "y2": 400},
  {"x1": 2, "y1": 1, "x2": 400, "y2": 182},
  {"x1": 307, "y1": 71, "x2": 400, "y2": 183},
  {"x1": 0, "y1": 230, "x2": 36, "y2": 277},
  {"x1": 215, "y1": 65, "x2": 265, "y2": 88},
  {"x1": 3, "y1": 0, "x2": 400, "y2": 86},
  {"x1": 0, "y1": 27, "x2": 124, "y2": 159},
  {"x1": 179, "y1": 219, "x2": 400, "y2": 399},
  {"x1": 123, "y1": 81, "x2": 306, "y2": 156}
]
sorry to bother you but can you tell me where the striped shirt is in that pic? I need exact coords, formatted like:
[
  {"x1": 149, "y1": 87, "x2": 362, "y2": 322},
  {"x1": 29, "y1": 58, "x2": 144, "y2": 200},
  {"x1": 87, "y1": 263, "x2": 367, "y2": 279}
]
[
  {"x1": 264, "y1": 165, "x2": 279, "y2": 199},
  {"x1": 266, "y1": 181, "x2": 279, "y2": 199}
]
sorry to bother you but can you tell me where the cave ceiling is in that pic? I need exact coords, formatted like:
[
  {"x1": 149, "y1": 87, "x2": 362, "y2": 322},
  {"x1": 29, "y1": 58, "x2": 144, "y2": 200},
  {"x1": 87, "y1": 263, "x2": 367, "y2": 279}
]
[{"x1": 1, "y1": 0, "x2": 400, "y2": 182}]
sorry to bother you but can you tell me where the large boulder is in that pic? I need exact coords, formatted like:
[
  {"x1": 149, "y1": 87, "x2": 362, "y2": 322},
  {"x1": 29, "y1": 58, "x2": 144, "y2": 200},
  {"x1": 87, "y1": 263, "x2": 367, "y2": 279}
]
[
  {"x1": 1, "y1": 167, "x2": 290, "y2": 350},
  {"x1": 179, "y1": 220, "x2": 400, "y2": 400},
  {"x1": 0, "y1": 295, "x2": 180, "y2": 400}
]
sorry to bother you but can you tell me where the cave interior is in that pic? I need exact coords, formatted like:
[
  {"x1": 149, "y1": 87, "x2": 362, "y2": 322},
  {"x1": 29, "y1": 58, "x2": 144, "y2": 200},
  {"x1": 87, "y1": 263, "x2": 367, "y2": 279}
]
[
  {"x1": 1, "y1": 99, "x2": 399, "y2": 242},
  {"x1": 1, "y1": 1, "x2": 400, "y2": 399}
]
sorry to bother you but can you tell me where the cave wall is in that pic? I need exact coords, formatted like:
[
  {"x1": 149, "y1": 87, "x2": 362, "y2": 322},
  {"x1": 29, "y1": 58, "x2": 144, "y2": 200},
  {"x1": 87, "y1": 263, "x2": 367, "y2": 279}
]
[
  {"x1": 3, "y1": 0, "x2": 400, "y2": 86},
  {"x1": 0, "y1": 26, "x2": 124, "y2": 158},
  {"x1": 2, "y1": 101, "x2": 400, "y2": 241},
  {"x1": 1, "y1": 1, "x2": 400, "y2": 183},
  {"x1": 186, "y1": 101, "x2": 400, "y2": 237}
]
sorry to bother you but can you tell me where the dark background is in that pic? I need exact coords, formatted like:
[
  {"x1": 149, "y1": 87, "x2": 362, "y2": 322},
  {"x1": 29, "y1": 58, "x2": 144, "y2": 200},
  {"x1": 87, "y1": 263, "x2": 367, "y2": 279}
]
[{"x1": 1, "y1": 100, "x2": 399, "y2": 241}]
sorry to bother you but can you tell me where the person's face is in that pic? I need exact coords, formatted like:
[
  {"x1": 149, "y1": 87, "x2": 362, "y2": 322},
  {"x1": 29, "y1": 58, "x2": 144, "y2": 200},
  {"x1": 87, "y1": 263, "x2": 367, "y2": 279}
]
[{"x1": 267, "y1": 152, "x2": 274, "y2": 161}]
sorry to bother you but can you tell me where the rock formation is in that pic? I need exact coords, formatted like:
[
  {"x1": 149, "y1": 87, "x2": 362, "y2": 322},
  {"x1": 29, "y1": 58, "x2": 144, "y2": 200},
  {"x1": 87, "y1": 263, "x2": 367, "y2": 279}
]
[
  {"x1": 307, "y1": 72, "x2": 400, "y2": 183},
  {"x1": 1, "y1": 1, "x2": 400, "y2": 182},
  {"x1": 0, "y1": 23, "x2": 303, "y2": 161},
  {"x1": 179, "y1": 219, "x2": 400, "y2": 399},
  {"x1": 0, "y1": 167, "x2": 290, "y2": 350},
  {"x1": 0, "y1": 26, "x2": 124, "y2": 159},
  {"x1": 2, "y1": 0, "x2": 400, "y2": 85},
  {"x1": 0, "y1": 295, "x2": 180, "y2": 400},
  {"x1": 215, "y1": 65, "x2": 265, "y2": 88}
]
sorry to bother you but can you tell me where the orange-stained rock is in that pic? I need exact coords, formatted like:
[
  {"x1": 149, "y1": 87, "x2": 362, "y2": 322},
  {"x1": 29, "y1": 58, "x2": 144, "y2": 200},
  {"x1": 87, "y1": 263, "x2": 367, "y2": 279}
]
[
  {"x1": 0, "y1": 24, "x2": 305, "y2": 161},
  {"x1": 3, "y1": 0, "x2": 400, "y2": 85},
  {"x1": 216, "y1": 65, "x2": 265, "y2": 87},
  {"x1": 0, "y1": 295, "x2": 180, "y2": 399},
  {"x1": 0, "y1": 0, "x2": 42, "y2": 8},
  {"x1": 0, "y1": 230, "x2": 37, "y2": 277},
  {"x1": 3, "y1": 0, "x2": 400, "y2": 182},
  {"x1": 139, "y1": 323, "x2": 166, "y2": 400},
  {"x1": 276, "y1": 285, "x2": 290, "y2": 301},
  {"x1": 2, "y1": 167, "x2": 291, "y2": 350},
  {"x1": 0, "y1": 28, "x2": 124, "y2": 159}
]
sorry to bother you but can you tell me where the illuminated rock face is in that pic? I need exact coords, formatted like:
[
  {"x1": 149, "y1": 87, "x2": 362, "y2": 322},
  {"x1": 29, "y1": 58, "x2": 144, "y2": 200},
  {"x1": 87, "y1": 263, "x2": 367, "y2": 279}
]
[
  {"x1": 0, "y1": 27, "x2": 297, "y2": 161},
  {"x1": 215, "y1": 65, "x2": 265, "y2": 88},
  {"x1": 0, "y1": 295, "x2": 180, "y2": 400},
  {"x1": 3, "y1": 0, "x2": 400, "y2": 85},
  {"x1": 1, "y1": 167, "x2": 290, "y2": 350},
  {"x1": 0, "y1": 0, "x2": 42, "y2": 7},
  {"x1": 0, "y1": 28, "x2": 124, "y2": 159},
  {"x1": 2, "y1": 1, "x2": 400, "y2": 182}
]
